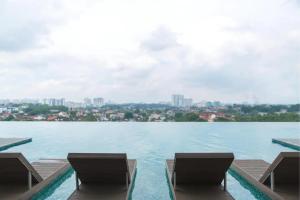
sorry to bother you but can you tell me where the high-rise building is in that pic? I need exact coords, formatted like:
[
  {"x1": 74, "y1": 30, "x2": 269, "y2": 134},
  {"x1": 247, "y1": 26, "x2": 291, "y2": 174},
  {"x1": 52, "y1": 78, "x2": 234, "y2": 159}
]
[
  {"x1": 93, "y1": 98, "x2": 104, "y2": 107},
  {"x1": 65, "y1": 101, "x2": 83, "y2": 108},
  {"x1": 43, "y1": 98, "x2": 65, "y2": 106},
  {"x1": 172, "y1": 95, "x2": 193, "y2": 107},
  {"x1": 0, "y1": 99, "x2": 10, "y2": 105},
  {"x1": 172, "y1": 94, "x2": 184, "y2": 107},
  {"x1": 57, "y1": 98, "x2": 65, "y2": 106},
  {"x1": 183, "y1": 98, "x2": 193, "y2": 107},
  {"x1": 84, "y1": 98, "x2": 92, "y2": 107}
]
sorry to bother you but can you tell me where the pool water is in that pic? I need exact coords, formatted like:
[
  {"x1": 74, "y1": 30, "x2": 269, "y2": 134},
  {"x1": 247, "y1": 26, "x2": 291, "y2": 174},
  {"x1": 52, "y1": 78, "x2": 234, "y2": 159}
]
[{"x1": 0, "y1": 122, "x2": 299, "y2": 200}]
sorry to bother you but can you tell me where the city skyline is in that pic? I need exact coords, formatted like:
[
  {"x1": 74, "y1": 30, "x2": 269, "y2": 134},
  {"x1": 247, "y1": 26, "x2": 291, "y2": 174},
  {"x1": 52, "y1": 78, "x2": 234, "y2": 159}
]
[
  {"x1": 0, "y1": 0, "x2": 299, "y2": 103},
  {"x1": 0, "y1": 95, "x2": 298, "y2": 106}
]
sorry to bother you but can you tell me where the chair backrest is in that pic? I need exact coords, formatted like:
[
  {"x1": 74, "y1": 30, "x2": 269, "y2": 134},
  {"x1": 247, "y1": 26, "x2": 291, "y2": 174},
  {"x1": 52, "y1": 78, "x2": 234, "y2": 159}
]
[
  {"x1": 0, "y1": 153, "x2": 42, "y2": 184},
  {"x1": 260, "y1": 152, "x2": 300, "y2": 185},
  {"x1": 173, "y1": 153, "x2": 234, "y2": 185},
  {"x1": 68, "y1": 153, "x2": 130, "y2": 184}
]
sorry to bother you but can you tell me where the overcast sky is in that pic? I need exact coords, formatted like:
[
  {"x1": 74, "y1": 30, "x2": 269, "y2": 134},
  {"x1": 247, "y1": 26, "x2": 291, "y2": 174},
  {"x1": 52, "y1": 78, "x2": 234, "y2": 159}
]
[{"x1": 0, "y1": 0, "x2": 299, "y2": 103}]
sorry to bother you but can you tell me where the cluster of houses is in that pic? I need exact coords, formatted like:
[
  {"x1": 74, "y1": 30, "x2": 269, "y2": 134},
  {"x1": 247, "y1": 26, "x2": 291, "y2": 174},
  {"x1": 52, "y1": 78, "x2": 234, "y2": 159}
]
[
  {"x1": 199, "y1": 112, "x2": 234, "y2": 122},
  {"x1": 0, "y1": 103, "x2": 234, "y2": 122}
]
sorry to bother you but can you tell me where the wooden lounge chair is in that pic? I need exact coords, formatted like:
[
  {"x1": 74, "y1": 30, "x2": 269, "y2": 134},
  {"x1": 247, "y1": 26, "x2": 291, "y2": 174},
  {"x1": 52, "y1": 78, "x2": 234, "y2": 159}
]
[
  {"x1": 231, "y1": 152, "x2": 300, "y2": 200},
  {"x1": 0, "y1": 153, "x2": 70, "y2": 200},
  {"x1": 166, "y1": 153, "x2": 235, "y2": 200},
  {"x1": 67, "y1": 153, "x2": 137, "y2": 200}
]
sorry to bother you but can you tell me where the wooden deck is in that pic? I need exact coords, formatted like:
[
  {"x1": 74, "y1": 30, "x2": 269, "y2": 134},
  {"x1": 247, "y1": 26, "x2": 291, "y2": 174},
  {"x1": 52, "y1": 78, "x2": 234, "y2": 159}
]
[
  {"x1": 272, "y1": 138, "x2": 300, "y2": 150},
  {"x1": 0, "y1": 137, "x2": 32, "y2": 151},
  {"x1": 19, "y1": 159, "x2": 70, "y2": 200},
  {"x1": 231, "y1": 160, "x2": 283, "y2": 200},
  {"x1": 32, "y1": 159, "x2": 70, "y2": 179},
  {"x1": 232, "y1": 160, "x2": 270, "y2": 181}
]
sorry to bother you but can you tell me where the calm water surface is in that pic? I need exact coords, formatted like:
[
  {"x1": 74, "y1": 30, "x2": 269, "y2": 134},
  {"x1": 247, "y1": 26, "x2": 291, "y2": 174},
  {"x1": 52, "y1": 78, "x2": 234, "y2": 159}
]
[{"x1": 0, "y1": 122, "x2": 299, "y2": 200}]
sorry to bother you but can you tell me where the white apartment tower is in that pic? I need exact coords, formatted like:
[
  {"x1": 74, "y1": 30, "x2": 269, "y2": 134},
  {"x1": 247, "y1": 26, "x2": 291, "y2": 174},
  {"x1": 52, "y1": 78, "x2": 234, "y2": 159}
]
[
  {"x1": 43, "y1": 98, "x2": 65, "y2": 106},
  {"x1": 183, "y1": 98, "x2": 193, "y2": 107},
  {"x1": 84, "y1": 98, "x2": 92, "y2": 106},
  {"x1": 93, "y1": 98, "x2": 104, "y2": 107},
  {"x1": 172, "y1": 94, "x2": 184, "y2": 107}
]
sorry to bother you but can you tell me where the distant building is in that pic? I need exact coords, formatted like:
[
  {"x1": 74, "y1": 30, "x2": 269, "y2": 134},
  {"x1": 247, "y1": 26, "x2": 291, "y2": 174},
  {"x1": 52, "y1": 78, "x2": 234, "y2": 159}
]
[
  {"x1": 158, "y1": 101, "x2": 171, "y2": 105},
  {"x1": 93, "y1": 98, "x2": 104, "y2": 107},
  {"x1": 195, "y1": 101, "x2": 206, "y2": 108},
  {"x1": 65, "y1": 101, "x2": 83, "y2": 109},
  {"x1": 109, "y1": 112, "x2": 125, "y2": 121},
  {"x1": 213, "y1": 101, "x2": 221, "y2": 107},
  {"x1": 199, "y1": 112, "x2": 216, "y2": 122},
  {"x1": 205, "y1": 101, "x2": 221, "y2": 107},
  {"x1": 84, "y1": 98, "x2": 92, "y2": 107},
  {"x1": 0, "y1": 99, "x2": 40, "y2": 105},
  {"x1": 172, "y1": 94, "x2": 184, "y2": 107},
  {"x1": 19, "y1": 99, "x2": 40, "y2": 104},
  {"x1": 205, "y1": 102, "x2": 213, "y2": 107},
  {"x1": 43, "y1": 98, "x2": 65, "y2": 106},
  {"x1": 172, "y1": 95, "x2": 193, "y2": 107},
  {"x1": 183, "y1": 98, "x2": 193, "y2": 107},
  {"x1": 148, "y1": 113, "x2": 161, "y2": 121},
  {"x1": 0, "y1": 107, "x2": 7, "y2": 113},
  {"x1": 276, "y1": 109, "x2": 287, "y2": 114},
  {"x1": 58, "y1": 112, "x2": 69, "y2": 118},
  {"x1": 47, "y1": 115, "x2": 58, "y2": 121},
  {"x1": 33, "y1": 115, "x2": 45, "y2": 121},
  {"x1": 0, "y1": 99, "x2": 10, "y2": 105},
  {"x1": 56, "y1": 98, "x2": 65, "y2": 106}
]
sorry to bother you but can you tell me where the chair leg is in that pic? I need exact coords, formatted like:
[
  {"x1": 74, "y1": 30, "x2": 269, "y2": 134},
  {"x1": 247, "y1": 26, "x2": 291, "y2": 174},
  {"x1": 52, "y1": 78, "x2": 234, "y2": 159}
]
[
  {"x1": 126, "y1": 172, "x2": 129, "y2": 189},
  {"x1": 28, "y1": 171, "x2": 32, "y2": 190},
  {"x1": 75, "y1": 172, "x2": 79, "y2": 190},
  {"x1": 271, "y1": 172, "x2": 275, "y2": 191},
  {"x1": 174, "y1": 172, "x2": 176, "y2": 190},
  {"x1": 224, "y1": 172, "x2": 227, "y2": 191}
]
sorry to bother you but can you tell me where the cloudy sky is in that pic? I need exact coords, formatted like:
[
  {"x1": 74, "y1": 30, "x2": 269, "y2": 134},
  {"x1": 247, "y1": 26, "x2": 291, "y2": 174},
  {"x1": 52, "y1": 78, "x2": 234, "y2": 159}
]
[{"x1": 0, "y1": 0, "x2": 299, "y2": 103}]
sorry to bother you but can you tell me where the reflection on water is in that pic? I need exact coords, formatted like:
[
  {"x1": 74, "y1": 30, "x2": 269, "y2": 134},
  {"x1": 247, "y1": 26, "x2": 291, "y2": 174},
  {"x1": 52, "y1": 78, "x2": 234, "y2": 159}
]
[
  {"x1": 229, "y1": 170, "x2": 271, "y2": 200},
  {"x1": 32, "y1": 169, "x2": 74, "y2": 200}
]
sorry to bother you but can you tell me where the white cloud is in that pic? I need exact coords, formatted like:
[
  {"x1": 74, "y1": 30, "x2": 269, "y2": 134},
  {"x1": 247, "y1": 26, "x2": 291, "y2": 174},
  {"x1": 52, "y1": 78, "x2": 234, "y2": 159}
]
[{"x1": 0, "y1": 0, "x2": 299, "y2": 103}]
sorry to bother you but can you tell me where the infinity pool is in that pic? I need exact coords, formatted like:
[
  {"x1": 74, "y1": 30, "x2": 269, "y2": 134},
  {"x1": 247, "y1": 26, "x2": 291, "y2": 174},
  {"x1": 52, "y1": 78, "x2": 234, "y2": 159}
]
[{"x1": 0, "y1": 122, "x2": 299, "y2": 200}]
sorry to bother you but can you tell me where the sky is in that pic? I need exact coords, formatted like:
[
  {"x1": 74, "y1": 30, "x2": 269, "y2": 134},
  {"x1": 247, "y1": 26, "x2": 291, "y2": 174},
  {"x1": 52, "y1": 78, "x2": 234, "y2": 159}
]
[{"x1": 0, "y1": 0, "x2": 299, "y2": 104}]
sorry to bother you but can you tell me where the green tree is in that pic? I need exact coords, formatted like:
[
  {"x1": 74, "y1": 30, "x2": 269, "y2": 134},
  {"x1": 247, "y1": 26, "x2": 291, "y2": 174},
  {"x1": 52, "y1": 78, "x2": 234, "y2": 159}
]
[
  {"x1": 215, "y1": 117, "x2": 232, "y2": 122},
  {"x1": 82, "y1": 113, "x2": 97, "y2": 121},
  {"x1": 124, "y1": 112, "x2": 134, "y2": 119},
  {"x1": 174, "y1": 112, "x2": 204, "y2": 122},
  {"x1": 235, "y1": 113, "x2": 300, "y2": 122},
  {"x1": 4, "y1": 114, "x2": 14, "y2": 121},
  {"x1": 24, "y1": 104, "x2": 68, "y2": 115}
]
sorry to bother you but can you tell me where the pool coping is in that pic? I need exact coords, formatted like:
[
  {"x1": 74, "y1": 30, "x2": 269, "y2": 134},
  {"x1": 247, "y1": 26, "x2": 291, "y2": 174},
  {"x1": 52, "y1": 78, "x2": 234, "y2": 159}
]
[
  {"x1": 0, "y1": 137, "x2": 32, "y2": 151},
  {"x1": 272, "y1": 138, "x2": 300, "y2": 151}
]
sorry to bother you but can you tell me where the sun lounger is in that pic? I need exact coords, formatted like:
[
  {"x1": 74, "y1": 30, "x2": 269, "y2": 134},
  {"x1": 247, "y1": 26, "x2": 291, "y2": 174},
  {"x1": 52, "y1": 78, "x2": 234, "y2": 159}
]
[
  {"x1": 0, "y1": 153, "x2": 70, "y2": 200},
  {"x1": 67, "y1": 153, "x2": 137, "y2": 200},
  {"x1": 166, "y1": 152, "x2": 235, "y2": 200},
  {"x1": 231, "y1": 152, "x2": 300, "y2": 200}
]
